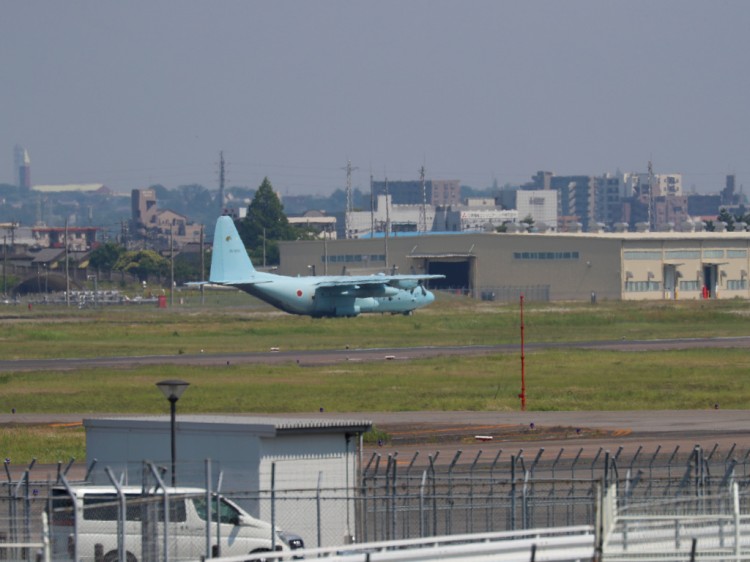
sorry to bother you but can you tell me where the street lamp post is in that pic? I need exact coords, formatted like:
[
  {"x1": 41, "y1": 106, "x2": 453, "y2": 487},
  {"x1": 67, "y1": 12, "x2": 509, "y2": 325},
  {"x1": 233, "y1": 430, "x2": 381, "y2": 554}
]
[{"x1": 156, "y1": 379, "x2": 190, "y2": 486}]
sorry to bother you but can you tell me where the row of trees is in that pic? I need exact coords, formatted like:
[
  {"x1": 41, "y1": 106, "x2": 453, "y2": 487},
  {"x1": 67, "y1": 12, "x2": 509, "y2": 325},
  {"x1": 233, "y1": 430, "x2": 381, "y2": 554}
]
[{"x1": 709, "y1": 207, "x2": 750, "y2": 231}]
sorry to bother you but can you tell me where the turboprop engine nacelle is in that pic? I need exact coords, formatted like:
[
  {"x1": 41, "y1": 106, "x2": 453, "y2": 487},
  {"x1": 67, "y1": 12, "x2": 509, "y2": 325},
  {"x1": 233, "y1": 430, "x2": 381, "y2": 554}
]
[{"x1": 390, "y1": 279, "x2": 419, "y2": 290}]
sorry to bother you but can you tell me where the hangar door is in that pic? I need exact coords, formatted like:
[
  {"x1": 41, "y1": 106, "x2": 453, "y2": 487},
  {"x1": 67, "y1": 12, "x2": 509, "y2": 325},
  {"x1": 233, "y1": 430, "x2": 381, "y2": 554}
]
[{"x1": 410, "y1": 254, "x2": 474, "y2": 294}]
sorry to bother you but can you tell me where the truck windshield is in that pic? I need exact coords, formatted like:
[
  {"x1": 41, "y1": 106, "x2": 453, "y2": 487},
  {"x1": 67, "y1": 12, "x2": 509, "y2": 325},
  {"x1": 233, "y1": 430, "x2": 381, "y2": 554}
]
[{"x1": 192, "y1": 496, "x2": 240, "y2": 525}]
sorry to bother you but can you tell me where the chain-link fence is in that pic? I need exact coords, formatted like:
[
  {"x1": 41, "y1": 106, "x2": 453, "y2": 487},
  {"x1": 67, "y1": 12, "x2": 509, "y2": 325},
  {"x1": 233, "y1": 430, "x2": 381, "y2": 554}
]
[
  {"x1": 357, "y1": 443, "x2": 750, "y2": 543},
  {"x1": 1, "y1": 443, "x2": 750, "y2": 561}
]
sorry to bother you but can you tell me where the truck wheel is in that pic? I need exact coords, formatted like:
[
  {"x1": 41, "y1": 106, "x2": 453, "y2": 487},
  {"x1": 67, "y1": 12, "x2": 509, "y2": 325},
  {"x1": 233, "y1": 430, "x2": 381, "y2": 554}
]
[
  {"x1": 103, "y1": 551, "x2": 137, "y2": 562},
  {"x1": 247, "y1": 549, "x2": 271, "y2": 562}
]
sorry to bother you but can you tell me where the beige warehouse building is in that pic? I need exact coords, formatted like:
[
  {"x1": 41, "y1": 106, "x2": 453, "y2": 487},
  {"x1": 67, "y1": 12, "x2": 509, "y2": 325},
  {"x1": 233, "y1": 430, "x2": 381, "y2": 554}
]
[{"x1": 279, "y1": 232, "x2": 750, "y2": 302}]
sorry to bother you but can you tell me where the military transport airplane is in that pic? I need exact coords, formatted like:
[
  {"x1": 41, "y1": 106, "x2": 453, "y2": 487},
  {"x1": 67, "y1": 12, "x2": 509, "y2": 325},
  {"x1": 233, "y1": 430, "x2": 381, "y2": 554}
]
[{"x1": 195, "y1": 216, "x2": 444, "y2": 317}]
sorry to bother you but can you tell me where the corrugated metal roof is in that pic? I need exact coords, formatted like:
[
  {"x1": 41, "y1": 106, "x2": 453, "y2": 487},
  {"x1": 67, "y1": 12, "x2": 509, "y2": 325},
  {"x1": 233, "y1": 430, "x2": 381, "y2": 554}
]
[
  {"x1": 31, "y1": 248, "x2": 65, "y2": 263},
  {"x1": 553, "y1": 231, "x2": 750, "y2": 240},
  {"x1": 85, "y1": 414, "x2": 372, "y2": 435},
  {"x1": 32, "y1": 183, "x2": 106, "y2": 193}
]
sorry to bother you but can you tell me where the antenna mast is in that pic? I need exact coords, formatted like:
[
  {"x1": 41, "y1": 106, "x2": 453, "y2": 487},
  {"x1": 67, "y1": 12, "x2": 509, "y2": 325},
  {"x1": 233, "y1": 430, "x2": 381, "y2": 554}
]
[
  {"x1": 218, "y1": 151, "x2": 226, "y2": 215},
  {"x1": 418, "y1": 164, "x2": 428, "y2": 233}
]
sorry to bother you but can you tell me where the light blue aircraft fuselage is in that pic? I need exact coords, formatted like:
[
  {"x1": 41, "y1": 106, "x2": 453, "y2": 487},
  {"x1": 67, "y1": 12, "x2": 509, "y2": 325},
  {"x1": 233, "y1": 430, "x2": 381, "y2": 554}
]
[{"x1": 202, "y1": 216, "x2": 443, "y2": 317}]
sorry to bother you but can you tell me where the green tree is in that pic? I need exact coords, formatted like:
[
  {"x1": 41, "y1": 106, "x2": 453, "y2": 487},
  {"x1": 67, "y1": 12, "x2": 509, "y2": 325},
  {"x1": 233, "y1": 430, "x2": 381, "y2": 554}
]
[
  {"x1": 113, "y1": 250, "x2": 169, "y2": 283},
  {"x1": 173, "y1": 251, "x2": 211, "y2": 284},
  {"x1": 89, "y1": 242, "x2": 125, "y2": 271},
  {"x1": 717, "y1": 208, "x2": 735, "y2": 231},
  {"x1": 236, "y1": 177, "x2": 300, "y2": 265}
]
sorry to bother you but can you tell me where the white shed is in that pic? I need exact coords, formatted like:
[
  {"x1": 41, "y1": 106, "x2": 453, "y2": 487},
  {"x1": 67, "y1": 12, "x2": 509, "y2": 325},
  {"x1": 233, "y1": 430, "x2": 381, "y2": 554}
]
[{"x1": 84, "y1": 415, "x2": 372, "y2": 547}]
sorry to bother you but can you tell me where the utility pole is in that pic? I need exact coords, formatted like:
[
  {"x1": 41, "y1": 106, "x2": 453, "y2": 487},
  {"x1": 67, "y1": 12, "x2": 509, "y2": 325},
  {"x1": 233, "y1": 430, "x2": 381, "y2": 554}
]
[
  {"x1": 418, "y1": 164, "x2": 428, "y2": 233},
  {"x1": 218, "y1": 151, "x2": 226, "y2": 216},
  {"x1": 2, "y1": 235, "x2": 6, "y2": 297},
  {"x1": 200, "y1": 224, "x2": 205, "y2": 305},
  {"x1": 65, "y1": 218, "x2": 70, "y2": 307},
  {"x1": 647, "y1": 160, "x2": 655, "y2": 231},
  {"x1": 343, "y1": 159, "x2": 358, "y2": 239},
  {"x1": 170, "y1": 228, "x2": 174, "y2": 308},
  {"x1": 370, "y1": 173, "x2": 375, "y2": 239},
  {"x1": 384, "y1": 176, "x2": 390, "y2": 270}
]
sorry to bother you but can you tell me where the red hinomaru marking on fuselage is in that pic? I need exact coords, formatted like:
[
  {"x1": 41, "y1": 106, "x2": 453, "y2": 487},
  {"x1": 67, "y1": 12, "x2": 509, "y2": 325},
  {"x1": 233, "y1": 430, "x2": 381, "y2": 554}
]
[{"x1": 296, "y1": 290, "x2": 303, "y2": 297}]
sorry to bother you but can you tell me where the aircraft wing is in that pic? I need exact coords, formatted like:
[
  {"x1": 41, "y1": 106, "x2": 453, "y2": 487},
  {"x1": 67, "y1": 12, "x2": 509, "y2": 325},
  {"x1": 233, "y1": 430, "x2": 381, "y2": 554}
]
[
  {"x1": 186, "y1": 278, "x2": 272, "y2": 287},
  {"x1": 315, "y1": 273, "x2": 442, "y2": 287},
  {"x1": 313, "y1": 273, "x2": 444, "y2": 297}
]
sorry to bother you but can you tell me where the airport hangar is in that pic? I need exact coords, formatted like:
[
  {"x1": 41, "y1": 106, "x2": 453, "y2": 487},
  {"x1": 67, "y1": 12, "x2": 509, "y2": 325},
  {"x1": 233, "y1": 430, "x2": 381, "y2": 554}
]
[{"x1": 278, "y1": 231, "x2": 750, "y2": 302}]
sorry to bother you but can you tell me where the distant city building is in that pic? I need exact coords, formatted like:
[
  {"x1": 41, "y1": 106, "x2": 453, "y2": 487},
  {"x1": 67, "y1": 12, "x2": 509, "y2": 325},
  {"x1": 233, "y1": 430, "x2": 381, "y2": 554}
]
[
  {"x1": 519, "y1": 170, "x2": 703, "y2": 232},
  {"x1": 687, "y1": 194, "x2": 722, "y2": 219},
  {"x1": 721, "y1": 174, "x2": 743, "y2": 207},
  {"x1": 523, "y1": 171, "x2": 595, "y2": 231},
  {"x1": 288, "y1": 211, "x2": 337, "y2": 239},
  {"x1": 431, "y1": 180, "x2": 462, "y2": 207},
  {"x1": 371, "y1": 179, "x2": 461, "y2": 208},
  {"x1": 348, "y1": 195, "x2": 437, "y2": 238},
  {"x1": 32, "y1": 183, "x2": 112, "y2": 195},
  {"x1": 130, "y1": 189, "x2": 202, "y2": 249},
  {"x1": 434, "y1": 206, "x2": 518, "y2": 232},
  {"x1": 654, "y1": 173, "x2": 683, "y2": 197},
  {"x1": 31, "y1": 226, "x2": 98, "y2": 251},
  {"x1": 516, "y1": 190, "x2": 558, "y2": 230}
]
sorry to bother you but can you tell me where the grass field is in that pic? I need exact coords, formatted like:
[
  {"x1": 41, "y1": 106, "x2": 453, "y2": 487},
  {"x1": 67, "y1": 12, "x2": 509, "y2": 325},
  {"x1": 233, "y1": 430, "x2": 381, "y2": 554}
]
[{"x1": 2, "y1": 291, "x2": 750, "y2": 462}]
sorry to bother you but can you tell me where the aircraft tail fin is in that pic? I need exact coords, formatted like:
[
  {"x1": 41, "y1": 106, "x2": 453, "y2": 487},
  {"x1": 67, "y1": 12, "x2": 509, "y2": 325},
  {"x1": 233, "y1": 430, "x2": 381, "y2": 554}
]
[{"x1": 210, "y1": 216, "x2": 257, "y2": 283}]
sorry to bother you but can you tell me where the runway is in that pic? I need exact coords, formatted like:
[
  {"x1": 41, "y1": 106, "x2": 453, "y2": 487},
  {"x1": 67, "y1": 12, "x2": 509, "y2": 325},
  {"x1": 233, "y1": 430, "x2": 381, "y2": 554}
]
[
  {"x1": 1, "y1": 335, "x2": 749, "y2": 372},
  {"x1": 2, "y1": 336, "x2": 750, "y2": 470}
]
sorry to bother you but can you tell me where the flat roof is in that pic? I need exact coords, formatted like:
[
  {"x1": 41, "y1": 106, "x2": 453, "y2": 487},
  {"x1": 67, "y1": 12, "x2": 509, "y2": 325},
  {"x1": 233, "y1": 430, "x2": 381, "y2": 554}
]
[{"x1": 84, "y1": 415, "x2": 372, "y2": 436}]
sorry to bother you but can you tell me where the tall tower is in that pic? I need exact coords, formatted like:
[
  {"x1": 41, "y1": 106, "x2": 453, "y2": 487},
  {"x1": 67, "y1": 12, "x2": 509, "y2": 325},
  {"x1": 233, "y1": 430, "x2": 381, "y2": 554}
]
[{"x1": 14, "y1": 145, "x2": 31, "y2": 191}]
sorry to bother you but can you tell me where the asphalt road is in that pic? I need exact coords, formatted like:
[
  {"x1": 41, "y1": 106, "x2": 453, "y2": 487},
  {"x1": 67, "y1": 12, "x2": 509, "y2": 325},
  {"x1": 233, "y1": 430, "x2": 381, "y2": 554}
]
[{"x1": 1, "y1": 335, "x2": 749, "y2": 372}]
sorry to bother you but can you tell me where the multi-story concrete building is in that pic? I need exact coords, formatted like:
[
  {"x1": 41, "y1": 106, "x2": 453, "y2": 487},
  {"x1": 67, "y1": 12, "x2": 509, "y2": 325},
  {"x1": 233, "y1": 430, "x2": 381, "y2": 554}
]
[
  {"x1": 370, "y1": 179, "x2": 461, "y2": 208},
  {"x1": 516, "y1": 190, "x2": 558, "y2": 230},
  {"x1": 348, "y1": 195, "x2": 437, "y2": 238},
  {"x1": 524, "y1": 171, "x2": 596, "y2": 231},
  {"x1": 434, "y1": 206, "x2": 518, "y2": 232},
  {"x1": 130, "y1": 189, "x2": 202, "y2": 249}
]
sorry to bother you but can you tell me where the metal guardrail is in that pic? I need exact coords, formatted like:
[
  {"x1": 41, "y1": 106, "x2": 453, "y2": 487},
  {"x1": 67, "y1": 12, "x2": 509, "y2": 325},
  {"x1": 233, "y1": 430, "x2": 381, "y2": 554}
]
[
  {"x1": 200, "y1": 525, "x2": 595, "y2": 562},
  {"x1": 602, "y1": 483, "x2": 750, "y2": 560}
]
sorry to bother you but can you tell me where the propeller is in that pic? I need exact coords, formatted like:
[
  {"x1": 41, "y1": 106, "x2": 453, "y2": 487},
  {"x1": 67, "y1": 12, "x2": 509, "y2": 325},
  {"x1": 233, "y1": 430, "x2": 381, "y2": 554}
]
[{"x1": 411, "y1": 281, "x2": 427, "y2": 296}]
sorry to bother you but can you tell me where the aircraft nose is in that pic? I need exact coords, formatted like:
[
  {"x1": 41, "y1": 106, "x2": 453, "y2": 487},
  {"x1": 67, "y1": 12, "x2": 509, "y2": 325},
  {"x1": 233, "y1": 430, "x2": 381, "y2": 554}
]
[{"x1": 424, "y1": 290, "x2": 435, "y2": 303}]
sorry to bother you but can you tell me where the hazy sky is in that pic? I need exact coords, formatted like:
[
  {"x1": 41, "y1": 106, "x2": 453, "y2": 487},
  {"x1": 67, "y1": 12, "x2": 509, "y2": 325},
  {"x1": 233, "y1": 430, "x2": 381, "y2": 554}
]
[{"x1": 2, "y1": 1, "x2": 749, "y2": 195}]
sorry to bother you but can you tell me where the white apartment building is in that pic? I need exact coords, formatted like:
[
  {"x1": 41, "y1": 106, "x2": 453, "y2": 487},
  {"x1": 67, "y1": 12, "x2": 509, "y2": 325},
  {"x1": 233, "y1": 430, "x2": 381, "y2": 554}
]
[
  {"x1": 516, "y1": 190, "x2": 558, "y2": 230},
  {"x1": 348, "y1": 195, "x2": 436, "y2": 238}
]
